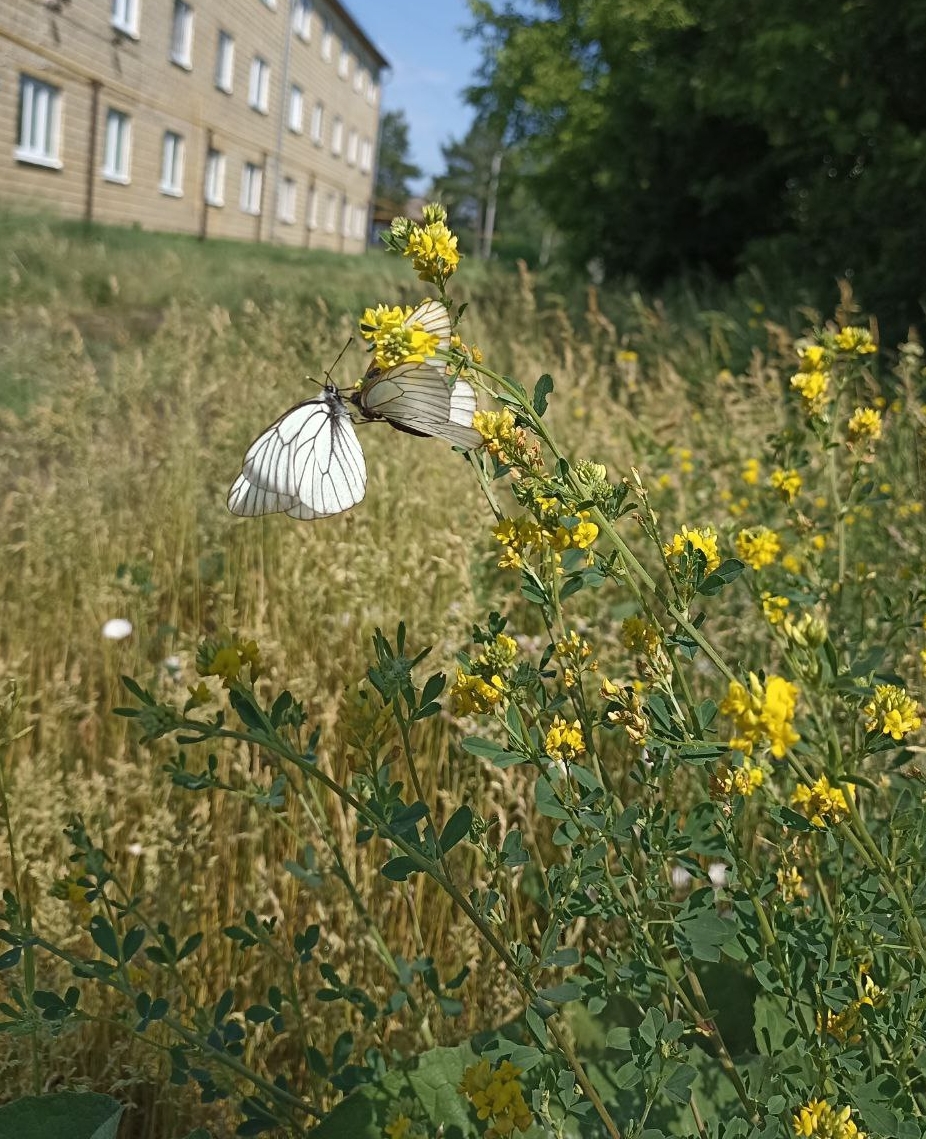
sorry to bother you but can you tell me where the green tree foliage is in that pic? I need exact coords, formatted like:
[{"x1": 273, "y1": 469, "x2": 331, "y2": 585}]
[
  {"x1": 465, "y1": 0, "x2": 926, "y2": 328},
  {"x1": 375, "y1": 109, "x2": 423, "y2": 214}
]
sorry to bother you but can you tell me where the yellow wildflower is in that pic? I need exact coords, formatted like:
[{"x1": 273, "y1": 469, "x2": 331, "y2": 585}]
[
  {"x1": 742, "y1": 458, "x2": 760, "y2": 485},
  {"x1": 720, "y1": 673, "x2": 800, "y2": 758},
  {"x1": 710, "y1": 758, "x2": 764, "y2": 799},
  {"x1": 737, "y1": 526, "x2": 781, "y2": 570},
  {"x1": 761, "y1": 592, "x2": 790, "y2": 625},
  {"x1": 570, "y1": 514, "x2": 599, "y2": 549},
  {"x1": 384, "y1": 1116, "x2": 412, "y2": 1139},
  {"x1": 621, "y1": 617, "x2": 662, "y2": 656},
  {"x1": 776, "y1": 864, "x2": 806, "y2": 903},
  {"x1": 770, "y1": 468, "x2": 802, "y2": 504},
  {"x1": 792, "y1": 1098, "x2": 866, "y2": 1139},
  {"x1": 359, "y1": 303, "x2": 441, "y2": 371},
  {"x1": 847, "y1": 407, "x2": 882, "y2": 444},
  {"x1": 478, "y1": 633, "x2": 518, "y2": 671},
  {"x1": 791, "y1": 368, "x2": 830, "y2": 414},
  {"x1": 664, "y1": 525, "x2": 721, "y2": 574},
  {"x1": 834, "y1": 326, "x2": 877, "y2": 354},
  {"x1": 459, "y1": 1059, "x2": 533, "y2": 1139},
  {"x1": 404, "y1": 220, "x2": 460, "y2": 283},
  {"x1": 863, "y1": 684, "x2": 921, "y2": 740},
  {"x1": 451, "y1": 669, "x2": 504, "y2": 715},
  {"x1": 791, "y1": 775, "x2": 853, "y2": 828},
  {"x1": 545, "y1": 715, "x2": 586, "y2": 762}
]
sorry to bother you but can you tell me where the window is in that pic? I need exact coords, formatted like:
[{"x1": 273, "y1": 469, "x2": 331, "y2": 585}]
[
  {"x1": 338, "y1": 44, "x2": 350, "y2": 79},
  {"x1": 341, "y1": 196, "x2": 351, "y2": 238},
  {"x1": 111, "y1": 0, "x2": 140, "y2": 37},
  {"x1": 310, "y1": 101, "x2": 324, "y2": 144},
  {"x1": 215, "y1": 31, "x2": 234, "y2": 93},
  {"x1": 204, "y1": 149, "x2": 225, "y2": 206},
  {"x1": 321, "y1": 20, "x2": 333, "y2": 61},
  {"x1": 292, "y1": 0, "x2": 311, "y2": 39},
  {"x1": 359, "y1": 137, "x2": 372, "y2": 174},
  {"x1": 249, "y1": 57, "x2": 270, "y2": 113},
  {"x1": 366, "y1": 75, "x2": 378, "y2": 104},
  {"x1": 325, "y1": 192, "x2": 336, "y2": 232},
  {"x1": 16, "y1": 75, "x2": 62, "y2": 168},
  {"x1": 331, "y1": 115, "x2": 343, "y2": 157},
  {"x1": 159, "y1": 130, "x2": 184, "y2": 195},
  {"x1": 353, "y1": 204, "x2": 366, "y2": 240},
  {"x1": 102, "y1": 109, "x2": 131, "y2": 182},
  {"x1": 306, "y1": 183, "x2": 318, "y2": 230},
  {"x1": 261, "y1": 0, "x2": 276, "y2": 8},
  {"x1": 288, "y1": 85, "x2": 303, "y2": 133},
  {"x1": 277, "y1": 177, "x2": 296, "y2": 224},
  {"x1": 241, "y1": 162, "x2": 262, "y2": 214},
  {"x1": 169, "y1": 0, "x2": 193, "y2": 68},
  {"x1": 353, "y1": 66, "x2": 365, "y2": 95},
  {"x1": 346, "y1": 128, "x2": 358, "y2": 167}
]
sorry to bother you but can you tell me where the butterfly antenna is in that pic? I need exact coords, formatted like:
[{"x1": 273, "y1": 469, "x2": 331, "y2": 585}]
[{"x1": 324, "y1": 337, "x2": 354, "y2": 390}]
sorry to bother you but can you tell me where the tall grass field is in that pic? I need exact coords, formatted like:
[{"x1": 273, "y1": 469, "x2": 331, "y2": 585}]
[{"x1": 1, "y1": 212, "x2": 925, "y2": 1139}]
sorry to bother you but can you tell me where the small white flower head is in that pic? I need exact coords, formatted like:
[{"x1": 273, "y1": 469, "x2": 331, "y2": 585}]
[
  {"x1": 102, "y1": 618, "x2": 133, "y2": 641},
  {"x1": 163, "y1": 655, "x2": 181, "y2": 676},
  {"x1": 671, "y1": 865, "x2": 692, "y2": 891},
  {"x1": 127, "y1": 842, "x2": 144, "y2": 857},
  {"x1": 708, "y1": 862, "x2": 728, "y2": 888}
]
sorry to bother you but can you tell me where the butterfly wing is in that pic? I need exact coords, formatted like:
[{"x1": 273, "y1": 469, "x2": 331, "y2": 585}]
[
  {"x1": 358, "y1": 361, "x2": 481, "y2": 450},
  {"x1": 405, "y1": 298, "x2": 452, "y2": 359},
  {"x1": 228, "y1": 388, "x2": 366, "y2": 519}
]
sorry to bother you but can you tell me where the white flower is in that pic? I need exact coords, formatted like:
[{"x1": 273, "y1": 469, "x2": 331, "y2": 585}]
[
  {"x1": 708, "y1": 862, "x2": 728, "y2": 888},
  {"x1": 127, "y1": 842, "x2": 144, "y2": 857},
  {"x1": 671, "y1": 865, "x2": 692, "y2": 890},
  {"x1": 102, "y1": 618, "x2": 133, "y2": 641}
]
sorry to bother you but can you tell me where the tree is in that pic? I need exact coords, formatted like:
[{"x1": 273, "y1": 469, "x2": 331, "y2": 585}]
[
  {"x1": 374, "y1": 110, "x2": 423, "y2": 215},
  {"x1": 464, "y1": 0, "x2": 926, "y2": 329}
]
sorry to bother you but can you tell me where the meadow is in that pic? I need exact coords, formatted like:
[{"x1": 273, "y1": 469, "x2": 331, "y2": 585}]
[{"x1": 1, "y1": 212, "x2": 924, "y2": 1138}]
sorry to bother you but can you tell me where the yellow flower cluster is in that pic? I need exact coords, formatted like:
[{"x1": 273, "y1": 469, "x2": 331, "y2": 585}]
[
  {"x1": 818, "y1": 972, "x2": 884, "y2": 1044},
  {"x1": 664, "y1": 525, "x2": 721, "y2": 574},
  {"x1": 834, "y1": 326, "x2": 877, "y2": 355},
  {"x1": 478, "y1": 633, "x2": 518, "y2": 672},
  {"x1": 621, "y1": 616, "x2": 662, "y2": 656},
  {"x1": 196, "y1": 636, "x2": 261, "y2": 689},
  {"x1": 791, "y1": 344, "x2": 832, "y2": 415},
  {"x1": 736, "y1": 526, "x2": 781, "y2": 570},
  {"x1": 493, "y1": 514, "x2": 598, "y2": 570},
  {"x1": 847, "y1": 406, "x2": 882, "y2": 444},
  {"x1": 359, "y1": 303, "x2": 441, "y2": 371},
  {"x1": 545, "y1": 715, "x2": 586, "y2": 762},
  {"x1": 458, "y1": 1059, "x2": 533, "y2": 1139},
  {"x1": 791, "y1": 775, "x2": 852, "y2": 828},
  {"x1": 385, "y1": 203, "x2": 461, "y2": 286},
  {"x1": 762, "y1": 592, "x2": 790, "y2": 626},
  {"x1": 742, "y1": 457, "x2": 760, "y2": 485},
  {"x1": 555, "y1": 629, "x2": 597, "y2": 688},
  {"x1": 770, "y1": 468, "x2": 802, "y2": 504},
  {"x1": 474, "y1": 408, "x2": 517, "y2": 448},
  {"x1": 863, "y1": 684, "x2": 921, "y2": 740},
  {"x1": 720, "y1": 672, "x2": 800, "y2": 758},
  {"x1": 601, "y1": 678, "x2": 648, "y2": 745},
  {"x1": 710, "y1": 758, "x2": 764, "y2": 799},
  {"x1": 384, "y1": 1115, "x2": 412, "y2": 1139},
  {"x1": 792, "y1": 1098, "x2": 866, "y2": 1139},
  {"x1": 776, "y1": 864, "x2": 806, "y2": 903},
  {"x1": 450, "y1": 669, "x2": 504, "y2": 716}
]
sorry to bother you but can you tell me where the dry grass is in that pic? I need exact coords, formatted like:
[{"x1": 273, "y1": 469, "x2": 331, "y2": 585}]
[{"x1": 1, "y1": 217, "x2": 920, "y2": 1134}]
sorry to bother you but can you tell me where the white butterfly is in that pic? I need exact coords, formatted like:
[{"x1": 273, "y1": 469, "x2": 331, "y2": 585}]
[{"x1": 228, "y1": 300, "x2": 481, "y2": 520}]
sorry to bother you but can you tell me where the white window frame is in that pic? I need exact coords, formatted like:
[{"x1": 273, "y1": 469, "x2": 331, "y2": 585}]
[
  {"x1": 366, "y1": 75, "x2": 378, "y2": 104},
  {"x1": 306, "y1": 182, "x2": 318, "y2": 230},
  {"x1": 331, "y1": 115, "x2": 343, "y2": 157},
  {"x1": 292, "y1": 0, "x2": 311, "y2": 40},
  {"x1": 341, "y1": 196, "x2": 351, "y2": 238},
  {"x1": 240, "y1": 161, "x2": 263, "y2": 215},
  {"x1": 353, "y1": 66, "x2": 365, "y2": 95},
  {"x1": 353, "y1": 203, "x2": 366, "y2": 240},
  {"x1": 249, "y1": 56, "x2": 270, "y2": 114},
  {"x1": 111, "y1": 0, "x2": 140, "y2": 38},
  {"x1": 277, "y1": 176, "x2": 296, "y2": 224},
  {"x1": 215, "y1": 31, "x2": 234, "y2": 93},
  {"x1": 346, "y1": 128, "x2": 358, "y2": 167},
  {"x1": 159, "y1": 130, "x2": 184, "y2": 196},
  {"x1": 16, "y1": 75, "x2": 63, "y2": 169},
  {"x1": 204, "y1": 148, "x2": 225, "y2": 207},
  {"x1": 288, "y1": 85, "x2": 304, "y2": 133},
  {"x1": 338, "y1": 44, "x2": 350, "y2": 79},
  {"x1": 310, "y1": 101, "x2": 324, "y2": 145},
  {"x1": 102, "y1": 108, "x2": 131, "y2": 183},
  {"x1": 321, "y1": 20, "x2": 333, "y2": 61},
  {"x1": 169, "y1": 0, "x2": 194, "y2": 68},
  {"x1": 324, "y1": 192, "x2": 336, "y2": 232},
  {"x1": 359, "y1": 137, "x2": 372, "y2": 174}
]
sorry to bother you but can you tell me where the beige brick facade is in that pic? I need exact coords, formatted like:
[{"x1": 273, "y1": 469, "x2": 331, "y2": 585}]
[{"x1": 0, "y1": 0, "x2": 386, "y2": 251}]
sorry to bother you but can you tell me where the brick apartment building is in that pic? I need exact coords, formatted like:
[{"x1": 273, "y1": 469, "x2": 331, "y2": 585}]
[{"x1": 0, "y1": 0, "x2": 387, "y2": 251}]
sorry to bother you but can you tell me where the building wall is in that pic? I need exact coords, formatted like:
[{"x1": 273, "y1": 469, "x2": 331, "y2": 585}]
[{"x1": 0, "y1": 0, "x2": 385, "y2": 251}]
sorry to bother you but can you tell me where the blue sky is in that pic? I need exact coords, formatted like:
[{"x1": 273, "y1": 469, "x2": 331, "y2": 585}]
[{"x1": 343, "y1": 0, "x2": 483, "y2": 191}]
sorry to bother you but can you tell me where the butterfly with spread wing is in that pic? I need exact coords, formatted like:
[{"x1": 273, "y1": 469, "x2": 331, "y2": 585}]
[{"x1": 227, "y1": 300, "x2": 481, "y2": 520}]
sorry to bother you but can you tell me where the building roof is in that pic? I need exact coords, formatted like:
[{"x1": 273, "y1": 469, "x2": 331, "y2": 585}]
[{"x1": 332, "y1": 1, "x2": 390, "y2": 72}]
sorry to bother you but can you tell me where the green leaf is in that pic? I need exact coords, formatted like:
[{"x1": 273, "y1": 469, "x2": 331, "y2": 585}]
[
  {"x1": 536, "y1": 982, "x2": 582, "y2": 1003},
  {"x1": 380, "y1": 857, "x2": 419, "y2": 881},
  {"x1": 88, "y1": 917, "x2": 120, "y2": 962},
  {"x1": 532, "y1": 373, "x2": 554, "y2": 417},
  {"x1": 697, "y1": 558, "x2": 745, "y2": 596},
  {"x1": 228, "y1": 689, "x2": 266, "y2": 733},
  {"x1": 438, "y1": 807, "x2": 473, "y2": 855},
  {"x1": 0, "y1": 1092, "x2": 124, "y2": 1139}
]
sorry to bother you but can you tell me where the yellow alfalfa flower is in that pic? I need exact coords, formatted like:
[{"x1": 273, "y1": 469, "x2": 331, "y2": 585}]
[
  {"x1": 197, "y1": 636, "x2": 262, "y2": 687},
  {"x1": 791, "y1": 775, "x2": 853, "y2": 828},
  {"x1": 741, "y1": 458, "x2": 761, "y2": 486},
  {"x1": 720, "y1": 673, "x2": 800, "y2": 759},
  {"x1": 459, "y1": 1059, "x2": 533, "y2": 1139},
  {"x1": 792, "y1": 1098, "x2": 866, "y2": 1139},
  {"x1": 383, "y1": 1116, "x2": 413, "y2": 1139},
  {"x1": 770, "y1": 468, "x2": 802, "y2": 504},
  {"x1": 478, "y1": 633, "x2": 518, "y2": 672},
  {"x1": 621, "y1": 616, "x2": 662, "y2": 656},
  {"x1": 847, "y1": 406, "x2": 882, "y2": 445},
  {"x1": 737, "y1": 526, "x2": 781, "y2": 570},
  {"x1": 473, "y1": 408, "x2": 518, "y2": 459},
  {"x1": 834, "y1": 326, "x2": 877, "y2": 355},
  {"x1": 545, "y1": 715, "x2": 586, "y2": 762},
  {"x1": 791, "y1": 368, "x2": 831, "y2": 415},
  {"x1": 761, "y1": 592, "x2": 790, "y2": 626},
  {"x1": 404, "y1": 217, "x2": 461, "y2": 284},
  {"x1": 710, "y1": 758, "x2": 764, "y2": 800},
  {"x1": 555, "y1": 630, "x2": 597, "y2": 688},
  {"x1": 450, "y1": 669, "x2": 504, "y2": 715},
  {"x1": 359, "y1": 303, "x2": 441, "y2": 371},
  {"x1": 664, "y1": 525, "x2": 721, "y2": 574},
  {"x1": 568, "y1": 512, "x2": 599, "y2": 549},
  {"x1": 863, "y1": 684, "x2": 921, "y2": 740},
  {"x1": 776, "y1": 864, "x2": 807, "y2": 903},
  {"x1": 818, "y1": 972, "x2": 884, "y2": 1044}
]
